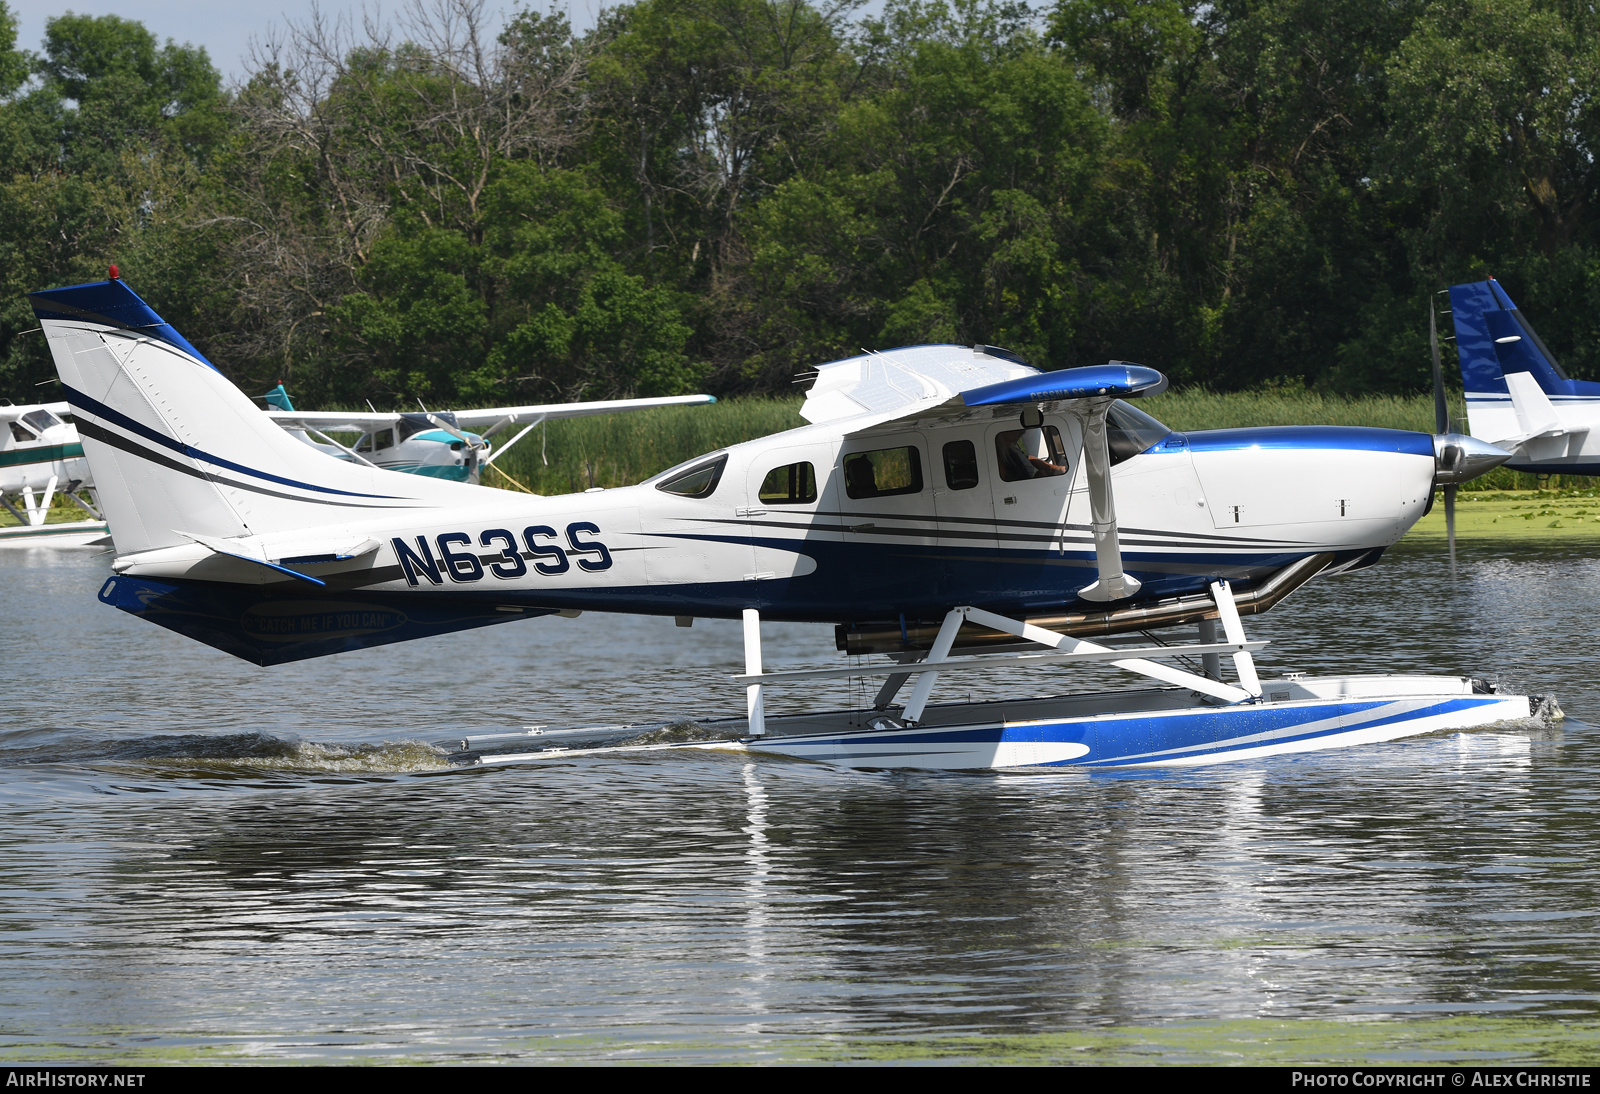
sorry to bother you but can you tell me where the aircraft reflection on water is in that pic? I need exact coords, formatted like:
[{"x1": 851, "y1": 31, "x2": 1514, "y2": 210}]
[{"x1": 27, "y1": 273, "x2": 1544, "y2": 772}]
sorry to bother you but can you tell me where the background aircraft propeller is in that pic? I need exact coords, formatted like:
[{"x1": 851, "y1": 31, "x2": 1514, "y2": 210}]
[
  {"x1": 1430, "y1": 294, "x2": 1458, "y2": 558},
  {"x1": 420, "y1": 403, "x2": 490, "y2": 482}
]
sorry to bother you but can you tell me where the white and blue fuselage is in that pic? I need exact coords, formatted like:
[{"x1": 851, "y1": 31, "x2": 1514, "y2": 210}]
[{"x1": 25, "y1": 276, "x2": 1535, "y2": 775}]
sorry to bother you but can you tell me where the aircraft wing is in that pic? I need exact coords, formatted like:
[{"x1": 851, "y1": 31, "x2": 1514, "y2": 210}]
[
  {"x1": 265, "y1": 393, "x2": 716, "y2": 434},
  {"x1": 809, "y1": 346, "x2": 1167, "y2": 437},
  {"x1": 0, "y1": 401, "x2": 70, "y2": 422},
  {"x1": 263, "y1": 410, "x2": 391, "y2": 433},
  {"x1": 801, "y1": 345, "x2": 1038, "y2": 426},
  {"x1": 445, "y1": 394, "x2": 715, "y2": 431}
]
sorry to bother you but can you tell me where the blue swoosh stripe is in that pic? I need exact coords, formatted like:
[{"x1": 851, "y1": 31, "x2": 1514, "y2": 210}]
[{"x1": 63, "y1": 384, "x2": 405, "y2": 501}]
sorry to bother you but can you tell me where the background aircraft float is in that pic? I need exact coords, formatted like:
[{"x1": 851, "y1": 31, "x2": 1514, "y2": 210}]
[
  {"x1": 0, "y1": 400, "x2": 108, "y2": 545},
  {"x1": 260, "y1": 384, "x2": 717, "y2": 487},
  {"x1": 30, "y1": 275, "x2": 1535, "y2": 771},
  {"x1": 1445, "y1": 278, "x2": 1600, "y2": 479}
]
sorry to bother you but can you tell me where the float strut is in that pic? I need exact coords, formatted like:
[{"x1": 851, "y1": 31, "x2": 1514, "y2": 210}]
[
  {"x1": 1210, "y1": 580, "x2": 1261, "y2": 697},
  {"x1": 743, "y1": 608, "x2": 766, "y2": 736},
  {"x1": 873, "y1": 651, "x2": 925, "y2": 709},
  {"x1": 900, "y1": 610, "x2": 965, "y2": 724},
  {"x1": 1198, "y1": 617, "x2": 1222, "y2": 680}
]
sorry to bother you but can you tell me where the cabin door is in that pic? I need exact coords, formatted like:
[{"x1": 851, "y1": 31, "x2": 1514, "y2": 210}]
[
  {"x1": 743, "y1": 444, "x2": 835, "y2": 584},
  {"x1": 983, "y1": 414, "x2": 1079, "y2": 554}
]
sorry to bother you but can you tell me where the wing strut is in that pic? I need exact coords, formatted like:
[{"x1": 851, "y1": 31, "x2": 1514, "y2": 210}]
[{"x1": 1075, "y1": 398, "x2": 1141, "y2": 602}]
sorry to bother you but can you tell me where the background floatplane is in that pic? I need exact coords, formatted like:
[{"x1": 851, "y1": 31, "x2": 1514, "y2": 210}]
[
  {"x1": 29, "y1": 275, "x2": 1543, "y2": 770},
  {"x1": 0, "y1": 400, "x2": 109, "y2": 546}
]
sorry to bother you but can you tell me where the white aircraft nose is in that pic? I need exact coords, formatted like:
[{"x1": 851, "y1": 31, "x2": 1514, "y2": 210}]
[{"x1": 1433, "y1": 432, "x2": 1512, "y2": 485}]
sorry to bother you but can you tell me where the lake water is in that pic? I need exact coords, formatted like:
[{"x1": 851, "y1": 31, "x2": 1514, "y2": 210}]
[{"x1": 1, "y1": 543, "x2": 1597, "y2": 1065}]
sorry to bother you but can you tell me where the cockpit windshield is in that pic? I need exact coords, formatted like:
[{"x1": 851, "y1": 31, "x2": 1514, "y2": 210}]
[
  {"x1": 20, "y1": 409, "x2": 61, "y2": 433},
  {"x1": 399, "y1": 412, "x2": 456, "y2": 442},
  {"x1": 1105, "y1": 400, "x2": 1172, "y2": 464}
]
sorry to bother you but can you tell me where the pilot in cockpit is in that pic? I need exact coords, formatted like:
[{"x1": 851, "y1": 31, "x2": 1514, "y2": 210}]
[{"x1": 998, "y1": 426, "x2": 1068, "y2": 480}]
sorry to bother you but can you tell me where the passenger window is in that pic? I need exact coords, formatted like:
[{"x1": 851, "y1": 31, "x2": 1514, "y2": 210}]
[
  {"x1": 995, "y1": 426, "x2": 1069, "y2": 483},
  {"x1": 374, "y1": 428, "x2": 394, "y2": 450},
  {"x1": 942, "y1": 440, "x2": 979, "y2": 490},
  {"x1": 656, "y1": 454, "x2": 728, "y2": 499},
  {"x1": 758, "y1": 462, "x2": 817, "y2": 504},
  {"x1": 354, "y1": 433, "x2": 373, "y2": 452},
  {"x1": 843, "y1": 446, "x2": 923, "y2": 500},
  {"x1": 9, "y1": 421, "x2": 36, "y2": 442}
]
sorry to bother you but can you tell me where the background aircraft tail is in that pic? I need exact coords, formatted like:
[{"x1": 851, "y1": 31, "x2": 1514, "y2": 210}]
[
  {"x1": 28, "y1": 277, "x2": 476, "y2": 556},
  {"x1": 1447, "y1": 279, "x2": 1573, "y2": 398},
  {"x1": 1447, "y1": 278, "x2": 1600, "y2": 468}
]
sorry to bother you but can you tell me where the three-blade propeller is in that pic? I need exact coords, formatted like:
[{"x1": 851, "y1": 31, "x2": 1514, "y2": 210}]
[
  {"x1": 1430, "y1": 293, "x2": 1519, "y2": 560},
  {"x1": 1431, "y1": 294, "x2": 1459, "y2": 558}
]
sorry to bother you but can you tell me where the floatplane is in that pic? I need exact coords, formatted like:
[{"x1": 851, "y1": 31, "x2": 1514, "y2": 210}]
[
  {"x1": 0, "y1": 401, "x2": 109, "y2": 546},
  {"x1": 259, "y1": 384, "x2": 715, "y2": 487},
  {"x1": 30, "y1": 274, "x2": 1543, "y2": 771}
]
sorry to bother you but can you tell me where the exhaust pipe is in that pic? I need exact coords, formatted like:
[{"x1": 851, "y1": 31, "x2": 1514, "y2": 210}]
[{"x1": 835, "y1": 552, "x2": 1336, "y2": 656}]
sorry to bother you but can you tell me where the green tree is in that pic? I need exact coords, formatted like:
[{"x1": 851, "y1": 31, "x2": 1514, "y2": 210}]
[
  {"x1": 740, "y1": 0, "x2": 1110, "y2": 382},
  {"x1": 0, "y1": 7, "x2": 226, "y2": 398}
]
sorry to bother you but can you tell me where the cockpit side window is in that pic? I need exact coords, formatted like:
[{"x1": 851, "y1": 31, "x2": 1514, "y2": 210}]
[
  {"x1": 843, "y1": 446, "x2": 923, "y2": 499},
  {"x1": 1105, "y1": 400, "x2": 1172, "y2": 465},
  {"x1": 9, "y1": 421, "x2": 35, "y2": 443},
  {"x1": 21, "y1": 410, "x2": 60, "y2": 433},
  {"x1": 995, "y1": 426, "x2": 1068, "y2": 482},
  {"x1": 656, "y1": 453, "x2": 728, "y2": 499}
]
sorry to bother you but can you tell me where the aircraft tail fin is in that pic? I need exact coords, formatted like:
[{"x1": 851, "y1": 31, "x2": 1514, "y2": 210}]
[
  {"x1": 1448, "y1": 279, "x2": 1571, "y2": 396},
  {"x1": 1446, "y1": 278, "x2": 1581, "y2": 447},
  {"x1": 27, "y1": 278, "x2": 476, "y2": 556}
]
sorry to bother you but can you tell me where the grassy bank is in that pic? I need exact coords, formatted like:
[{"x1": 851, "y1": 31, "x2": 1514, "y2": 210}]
[
  {"x1": 487, "y1": 389, "x2": 1591, "y2": 495},
  {"x1": 0, "y1": 495, "x2": 100, "y2": 527},
  {"x1": 1405, "y1": 488, "x2": 1600, "y2": 543}
]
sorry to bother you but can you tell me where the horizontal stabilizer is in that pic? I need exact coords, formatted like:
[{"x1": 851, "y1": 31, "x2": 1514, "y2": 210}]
[
  {"x1": 1504, "y1": 372, "x2": 1562, "y2": 441},
  {"x1": 97, "y1": 574, "x2": 552, "y2": 666},
  {"x1": 176, "y1": 530, "x2": 326, "y2": 586}
]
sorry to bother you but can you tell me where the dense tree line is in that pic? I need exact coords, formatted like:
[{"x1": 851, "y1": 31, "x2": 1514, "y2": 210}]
[{"x1": 2, "y1": 0, "x2": 1599, "y2": 408}]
